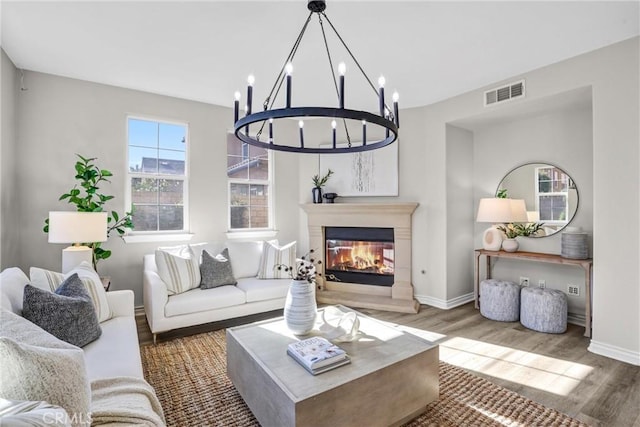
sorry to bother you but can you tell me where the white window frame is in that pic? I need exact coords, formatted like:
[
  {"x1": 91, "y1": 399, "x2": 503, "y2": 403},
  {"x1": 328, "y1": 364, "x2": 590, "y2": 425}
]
[
  {"x1": 227, "y1": 132, "x2": 274, "y2": 233},
  {"x1": 534, "y1": 166, "x2": 569, "y2": 226},
  {"x1": 124, "y1": 115, "x2": 191, "y2": 238}
]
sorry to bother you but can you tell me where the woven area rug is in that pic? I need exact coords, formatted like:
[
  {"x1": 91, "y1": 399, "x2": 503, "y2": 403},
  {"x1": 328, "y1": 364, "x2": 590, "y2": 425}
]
[{"x1": 141, "y1": 330, "x2": 588, "y2": 427}]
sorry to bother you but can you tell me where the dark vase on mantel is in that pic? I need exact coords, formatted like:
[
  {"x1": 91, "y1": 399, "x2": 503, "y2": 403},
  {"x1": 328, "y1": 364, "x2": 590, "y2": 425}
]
[{"x1": 312, "y1": 187, "x2": 323, "y2": 204}]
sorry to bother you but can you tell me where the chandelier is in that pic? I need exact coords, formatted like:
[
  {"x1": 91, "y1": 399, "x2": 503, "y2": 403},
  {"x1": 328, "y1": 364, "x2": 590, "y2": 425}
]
[{"x1": 233, "y1": 0, "x2": 399, "y2": 154}]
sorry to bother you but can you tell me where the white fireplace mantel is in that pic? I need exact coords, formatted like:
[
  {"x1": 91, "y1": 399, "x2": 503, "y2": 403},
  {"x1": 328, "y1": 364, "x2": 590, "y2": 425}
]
[{"x1": 301, "y1": 202, "x2": 420, "y2": 314}]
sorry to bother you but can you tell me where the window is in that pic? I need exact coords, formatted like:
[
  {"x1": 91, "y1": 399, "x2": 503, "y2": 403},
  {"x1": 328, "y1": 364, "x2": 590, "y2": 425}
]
[
  {"x1": 227, "y1": 133, "x2": 271, "y2": 230},
  {"x1": 535, "y1": 166, "x2": 568, "y2": 225},
  {"x1": 127, "y1": 117, "x2": 188, "y2": 233}
]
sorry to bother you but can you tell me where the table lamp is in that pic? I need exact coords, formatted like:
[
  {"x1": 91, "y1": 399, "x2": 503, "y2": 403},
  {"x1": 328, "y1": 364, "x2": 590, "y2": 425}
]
[
  {"x1": 48, "y1": 211, "x2": 108, "y2": 273},
  {"x1": 476, "y1": 198, "x2": 527, "y2": 251}
]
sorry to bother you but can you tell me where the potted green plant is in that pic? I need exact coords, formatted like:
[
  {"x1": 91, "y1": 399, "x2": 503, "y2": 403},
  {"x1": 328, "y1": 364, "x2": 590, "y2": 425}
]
[
  {"x1": 44, "y1": 154, "x2": 133, "y2": 270},
  {"x1": 311, "y1": 169, "x2": 334, "y2": 204}
]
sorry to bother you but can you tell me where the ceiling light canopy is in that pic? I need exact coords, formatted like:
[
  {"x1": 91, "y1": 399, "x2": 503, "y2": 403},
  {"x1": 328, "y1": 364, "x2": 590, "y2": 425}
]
[{"x1": 233, "y1": 0, "x2": 399, "y2": 154}]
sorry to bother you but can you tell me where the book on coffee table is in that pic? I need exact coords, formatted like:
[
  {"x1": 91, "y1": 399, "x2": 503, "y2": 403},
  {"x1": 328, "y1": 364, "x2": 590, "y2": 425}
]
[{"x1": 287, "y1": 336, "x2": 351, "y2": 375}]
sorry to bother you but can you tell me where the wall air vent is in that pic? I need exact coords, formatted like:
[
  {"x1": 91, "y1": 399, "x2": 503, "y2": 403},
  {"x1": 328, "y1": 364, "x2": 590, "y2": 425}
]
[{"x1": 484, "y1": 80, "x2": 525, "y2": 106}]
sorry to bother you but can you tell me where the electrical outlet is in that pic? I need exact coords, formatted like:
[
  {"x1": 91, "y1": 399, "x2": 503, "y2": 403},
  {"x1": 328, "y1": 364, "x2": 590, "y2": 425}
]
[
  {"x1": 568, "y1": 284, "x2": 580, "y2": 296},
  {"x1": 520, "y1": 276, "x2": 529, "y2": 287},
  {"x1": 538, "y1": 279, "x2": 546, "y2": 288}
]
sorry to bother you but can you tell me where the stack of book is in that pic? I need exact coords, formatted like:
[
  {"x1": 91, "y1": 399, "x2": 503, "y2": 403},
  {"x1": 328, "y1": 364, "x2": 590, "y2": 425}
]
[{"x1": 287, "y1": 336, "x2": 351, "y2": 375}]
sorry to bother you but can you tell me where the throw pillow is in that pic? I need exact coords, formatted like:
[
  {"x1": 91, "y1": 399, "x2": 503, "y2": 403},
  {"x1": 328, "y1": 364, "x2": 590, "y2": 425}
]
[
  {"x1": 226, "y1": 239, "x2": 278, "y2": 279},
  {"x1": 29, "y1": 261, "x2": 112, "y2": 322},
  {"x1": 22, "y1": 274, "x2": 102, "y2": 348},
  {"x1": 0, "y1": 338, "x2": 91, "y2": 427},
  {"x1": 200, "y1": 248, "x2": 237, "y2": 289},
  {"x1": 155, "y1": 244, "x2": 201, "y2": 295},
  {"x1": 0, "y1": 267, "x2": 30, "y2": 315},
  {"x1": 257, "y1": 240, "x2": 297, "y2": 279}
]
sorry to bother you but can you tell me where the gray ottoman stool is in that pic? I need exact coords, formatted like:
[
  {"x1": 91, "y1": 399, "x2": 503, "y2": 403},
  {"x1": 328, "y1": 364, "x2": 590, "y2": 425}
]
[
  {"x1": 520, "y1": 287, "x2": 568, "y2": 333},
  {"x1": 480, "y1": 279, "x2": 520, "y2": 322}
]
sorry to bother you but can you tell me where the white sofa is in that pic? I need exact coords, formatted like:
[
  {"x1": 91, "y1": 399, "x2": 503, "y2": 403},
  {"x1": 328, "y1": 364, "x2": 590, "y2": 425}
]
[
  {"x1": 143, "y1": 241, "x2": 291, "y2": 342},
  {"x1": 0, "y1": 266, "x2": 164, "y2": 426}
]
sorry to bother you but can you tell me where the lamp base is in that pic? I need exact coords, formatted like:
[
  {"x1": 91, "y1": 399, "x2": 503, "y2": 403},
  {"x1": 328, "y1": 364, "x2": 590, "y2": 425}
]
[
  {"x1": 62, "y1": 246, "x2": 93, "y2": 273},
  {"x1": 482, "y1": 227, "x2": 504, "y2": 251}
]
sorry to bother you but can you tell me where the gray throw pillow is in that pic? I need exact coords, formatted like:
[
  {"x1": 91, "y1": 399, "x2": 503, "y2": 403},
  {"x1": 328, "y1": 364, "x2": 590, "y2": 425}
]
[
  {"x1": 22, "y1": 273, "x2": 102, "y2": 348},
  {"x1": 200, "y1": 248, "x2": 237, "y2": 289}
]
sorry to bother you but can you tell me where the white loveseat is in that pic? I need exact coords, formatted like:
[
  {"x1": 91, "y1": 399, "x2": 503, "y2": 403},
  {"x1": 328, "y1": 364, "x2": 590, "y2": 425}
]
[
  {"x1": 143, "y1": 241, "x2": 291, "y2": 342},
  {"x1": 0, "y1": 266, "x2": 164, "y2": 426}
]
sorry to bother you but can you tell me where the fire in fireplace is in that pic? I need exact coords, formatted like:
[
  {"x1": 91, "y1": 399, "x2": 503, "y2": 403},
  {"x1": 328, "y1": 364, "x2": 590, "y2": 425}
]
[{"x1": 325, "y1": 227, "x2": 394, "y2": 286}]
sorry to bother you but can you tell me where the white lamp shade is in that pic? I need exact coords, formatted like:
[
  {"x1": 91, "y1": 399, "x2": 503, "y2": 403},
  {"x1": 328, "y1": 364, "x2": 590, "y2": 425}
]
[
  {"x1": 48, "y1": 212, "x2": 108, "y2": 244},
  {"x1": 476, "y1": 198, "x2": 512, "y2": 223},
  {"x1": 509, "y1": 199, "x2": 529, "y2": 223}
]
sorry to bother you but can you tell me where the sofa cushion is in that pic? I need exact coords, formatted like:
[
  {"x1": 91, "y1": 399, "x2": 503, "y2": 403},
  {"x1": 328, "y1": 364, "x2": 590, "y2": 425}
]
[
  {"x1": 155, "y1": 245, "x2": 201, "y2": 295},
  {"x1": 0, "y1": 267, "x2": 30, "y2": 315},
  {"x1": 200, "y1": 248, "x2": 237, "y2": 289},
  {"x1": 257, "y1": 240, "x2": 297, "y2": 279},
  {"x1": 164, "y1": 286, "x2": 246, "y2": 318},
  {"x1": 29, "y1": 262, "x2": 112, "y2": 322},
  {"x1": 0, "y1": 310, "x2": 91, "y2": 427},
  {"x1": 236, "y1": 278, "x2": 290, "y2": 303},
  {"x1": 22, "y1": 274, "x2": 102, "y2": 348},
  {"x1": 226, "y1": 240, "x2": 277, "y2": 279}
]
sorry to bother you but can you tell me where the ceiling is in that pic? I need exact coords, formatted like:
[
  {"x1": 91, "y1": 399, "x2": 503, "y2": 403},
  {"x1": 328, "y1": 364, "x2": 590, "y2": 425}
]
[{"x1": 2, "y1": 1, "x2": 638, "y2": 111}]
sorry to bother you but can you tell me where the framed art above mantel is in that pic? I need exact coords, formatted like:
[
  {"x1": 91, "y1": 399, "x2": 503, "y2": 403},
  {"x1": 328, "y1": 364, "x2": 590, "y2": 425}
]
[{"x1": 319, "y1": 141, "x2": 399, "y2": 197}]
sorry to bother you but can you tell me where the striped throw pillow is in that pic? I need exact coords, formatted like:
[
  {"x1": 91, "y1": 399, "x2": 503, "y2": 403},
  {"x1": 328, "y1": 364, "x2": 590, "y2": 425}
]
[
  {"x1": 257, "y1": 241, "x2": 297, "y2": 279},
  {"x1": 29, "y1": 261, "x2": 112, "y2": 323},
  {"x1": 155, "y1": 245, "x2": 201, "y2": 295}
]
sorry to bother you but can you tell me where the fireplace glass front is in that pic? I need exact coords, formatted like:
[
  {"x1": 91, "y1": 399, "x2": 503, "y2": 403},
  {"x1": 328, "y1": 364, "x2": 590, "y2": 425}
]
[{"x1": 325, "y1": 227, "x2": 394, "y2": 286}]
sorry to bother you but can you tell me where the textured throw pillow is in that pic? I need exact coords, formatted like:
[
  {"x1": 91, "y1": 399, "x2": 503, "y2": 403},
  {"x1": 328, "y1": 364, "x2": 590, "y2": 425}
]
[
  {"x1": 257, "y1": 240, "x2": 297, "y2": 279},
  {"x1": 155, "y1": 245, "x2": 201, "y2": 295},
  {"x1": 22, "y1": 274, "x2": 102, "y2": 348},
  {"x1": 0, "y1": 338, "x2": 91, "y2": 427},
  {"x1": 200, "y1": 248, "x2": 237, "y2": 289},
  {"x1": 29, "y1": 261, "x2": 112, "y2": 322}
]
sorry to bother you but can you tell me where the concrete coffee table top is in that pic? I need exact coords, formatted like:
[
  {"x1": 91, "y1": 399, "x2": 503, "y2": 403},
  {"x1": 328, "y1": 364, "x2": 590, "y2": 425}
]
[{"x1": 227, "y1": 305, "x2": 439, "y2": 427}]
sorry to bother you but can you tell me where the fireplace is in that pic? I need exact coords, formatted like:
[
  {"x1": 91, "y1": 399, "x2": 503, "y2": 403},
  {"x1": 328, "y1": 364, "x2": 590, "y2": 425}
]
[
  {"x1": 301, "y1": 202, "x2": 420, "y2": 314},
  {"x1": 325, "y1": 227, "x2": 394, "y2": 286}
]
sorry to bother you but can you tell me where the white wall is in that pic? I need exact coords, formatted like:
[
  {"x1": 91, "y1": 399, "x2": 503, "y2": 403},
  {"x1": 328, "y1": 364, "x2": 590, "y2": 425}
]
[
  {"x1": 1, "y1": 49, "x2": 20, "y2": 268},
  {"x1": 13, "y1": 71, "x2": 300, "y2": 305}
]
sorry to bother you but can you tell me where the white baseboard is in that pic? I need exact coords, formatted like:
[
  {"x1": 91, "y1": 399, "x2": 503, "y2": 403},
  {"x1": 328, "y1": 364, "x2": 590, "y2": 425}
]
[
  {"x1": 588, "y1": 340, "x2": 640, "y2": 366},
  {"x1": 567, "y1": 313, "x2": 585, "y2": 327},
  {"x1": 416, "y1": 292, "x2": 474, "y2": 310}
]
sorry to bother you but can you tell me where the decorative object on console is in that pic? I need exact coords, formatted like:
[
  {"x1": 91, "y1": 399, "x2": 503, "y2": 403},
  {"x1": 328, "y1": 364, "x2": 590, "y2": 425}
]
[
  {"x1": 311, "y1": 169, "x2": 334, "y2": 204},
  {"x1": 48, "y1": 211, "x2": 108, "y2": 274},
  {"x1": 232, "y1": 0, "x2": 399, "y2": 154},
  {"x1": 323, "y1": 192, "x2": 338, "y2": 203},
  {"x1": 319, "y1": 305, "x2": 360, "y2": 342},
  {"x1": 43, "y1": 154, "x2": 134, "y2": 271},
  {"x1": 476, "y1": 198, "x2": 512, "y2": 251},
  {"x1": 561, "y1": 227, "x2": 589, "y2": 259}
]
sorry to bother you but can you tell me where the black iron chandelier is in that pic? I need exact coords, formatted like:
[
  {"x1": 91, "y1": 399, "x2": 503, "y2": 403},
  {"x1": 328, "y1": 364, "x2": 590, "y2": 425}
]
[{"x1": 233, "y1": 0, "x2": 399, "y2": 154}]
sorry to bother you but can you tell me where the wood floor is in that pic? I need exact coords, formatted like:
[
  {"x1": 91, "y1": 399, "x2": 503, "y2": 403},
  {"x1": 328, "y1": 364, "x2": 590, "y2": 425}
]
[{"x1": 136, "y1": 303, "x2": 640, "y2": 427}]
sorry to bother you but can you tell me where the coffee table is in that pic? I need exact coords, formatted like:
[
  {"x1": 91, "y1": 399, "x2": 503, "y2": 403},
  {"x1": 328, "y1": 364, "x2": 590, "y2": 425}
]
[{"x1": 226, "y1": 305, "x2": 439, "y2": 427}]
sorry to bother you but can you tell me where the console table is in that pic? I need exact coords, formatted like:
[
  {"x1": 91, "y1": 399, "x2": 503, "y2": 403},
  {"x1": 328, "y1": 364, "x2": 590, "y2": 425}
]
[{"x1": 474, "y1": 249, "x2": 593, "y2": 337}]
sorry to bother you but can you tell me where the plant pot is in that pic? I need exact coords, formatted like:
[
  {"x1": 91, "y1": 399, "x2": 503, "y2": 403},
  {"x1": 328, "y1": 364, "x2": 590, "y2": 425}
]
[
  {"x1": 284, "y1": 280, "x2": 318, "y2": 335},
  {"x1": 502, "y1": 238, "x2": 519, "y2": 252},
  {"x1": 312, "y1": 187, "x2": 323, "y2": 204}
]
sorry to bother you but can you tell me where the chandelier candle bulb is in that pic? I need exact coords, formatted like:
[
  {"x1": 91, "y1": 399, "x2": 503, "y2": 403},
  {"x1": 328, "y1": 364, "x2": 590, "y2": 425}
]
[
  {"x1": 285, "y1": 63, "x2": 293, "y2": 108},
  {"x1": 269, "y1": 118, "x2": 273, "y2": 144},
  {"x1": 246, "y1": 75, "x2": 254, "y2": 115},
  {"x1": 338, "y1": 62, "x2": 346, "y2": 109},
  {"x1": 378, "y1": 76, "x2": 386, "y2": 116},
  {"x1": 233, "y1": 91, "x2": 241, "y2": 123},
  {"x1": 299, "y1": 120, "x2": 304, "y2": 148},
  {"x1": 332, "y1": 120, "x2": 337, "y2": 149},
  {"x1": 362, "y1": 120, "x2": 367, "y2": 145},
  {"x1": 393, "y1": 91, "x2": 400, "y2": 127}
]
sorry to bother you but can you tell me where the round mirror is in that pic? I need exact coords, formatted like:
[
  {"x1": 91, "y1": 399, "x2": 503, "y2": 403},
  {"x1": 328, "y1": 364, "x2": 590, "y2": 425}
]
[{"x1": 497, "y1": 163, "x2": 578, "y2": 237}]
